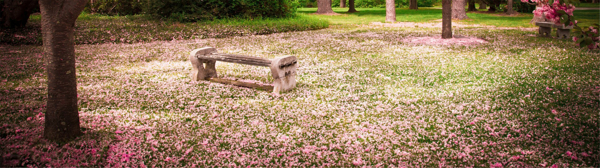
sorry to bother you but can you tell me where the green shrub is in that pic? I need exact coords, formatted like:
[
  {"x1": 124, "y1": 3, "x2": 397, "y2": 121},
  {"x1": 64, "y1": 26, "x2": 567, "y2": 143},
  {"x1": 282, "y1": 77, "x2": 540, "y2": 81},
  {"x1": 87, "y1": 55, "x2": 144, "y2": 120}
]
[
  {"x1": 142, "y1": 0, "x2": 298, "y2": 22},
  {"x1": 84, "y1": 0, "x2": 143, "y2": 15}
]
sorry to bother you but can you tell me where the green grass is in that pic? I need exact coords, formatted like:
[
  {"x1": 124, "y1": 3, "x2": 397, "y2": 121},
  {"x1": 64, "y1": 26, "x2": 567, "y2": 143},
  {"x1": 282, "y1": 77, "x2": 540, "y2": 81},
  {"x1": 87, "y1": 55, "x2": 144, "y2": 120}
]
[
  {"x1": 299, "y1": 7, "x2": 599, "y2": 28},
  {"x1": 1, "y1": 12, "x2": 329, "y2": 45},
  {"x1": 575, "y1": 2, "x2": 600, "y2": 8}
]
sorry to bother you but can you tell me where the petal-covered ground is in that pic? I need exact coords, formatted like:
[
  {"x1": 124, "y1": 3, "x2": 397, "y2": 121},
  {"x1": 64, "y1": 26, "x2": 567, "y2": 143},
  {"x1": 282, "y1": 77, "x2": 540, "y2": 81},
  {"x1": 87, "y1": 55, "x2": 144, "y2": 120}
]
[{"x1": 1, "y1": 24, "x2": 599, "y2": 167}]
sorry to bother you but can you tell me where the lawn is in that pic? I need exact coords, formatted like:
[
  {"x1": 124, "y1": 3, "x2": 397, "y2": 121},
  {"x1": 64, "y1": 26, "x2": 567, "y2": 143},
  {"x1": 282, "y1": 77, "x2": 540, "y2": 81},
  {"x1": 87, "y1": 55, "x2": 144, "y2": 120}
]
[
  {"x1": 1, "y1": 8, "x2": 599, "y2": 167},
  {"x1": 298, "y1": 7, "x2": 598, "y2": 28}
]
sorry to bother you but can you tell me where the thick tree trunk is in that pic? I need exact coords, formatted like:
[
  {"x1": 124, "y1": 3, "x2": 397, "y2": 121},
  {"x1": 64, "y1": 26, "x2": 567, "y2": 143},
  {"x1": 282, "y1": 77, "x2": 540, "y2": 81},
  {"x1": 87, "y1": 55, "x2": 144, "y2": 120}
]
[
  {"x1": 506, "y1": 0, "x2": 517, "y2": 14},
  {"x1": 316, "y1": 0, "x2": 335, "y2": 14},
  {"x1": 409, "y1": 0, "x2": 418, "y2": 9},
  {"x1": 348, "y1": 0, "x2": 358, "y2": 13},
  {"x1": 452, "y1": 0, "x2": 469, "y2": 19},
  {"x1": 40, "y1": 0, "x2": 87, "y2": 142},
  {"x1": 1, "y1": 0, "x2": 39, "y2": 28},
  {"x1": 442, "y1": 0, "x2": 452, "y2": 39},
  {"x1": 479, "y1": 0, "x2": 487, "y2": 9},
  {"x1": 340, "y1": 0, "x2": 346, "y2": 8},
  {"x1": 386, "y1": 0, "x2": 396, "y2": 22},
  {"x1": 468, "y1": 0, "x2": 477, "y2": 11}
]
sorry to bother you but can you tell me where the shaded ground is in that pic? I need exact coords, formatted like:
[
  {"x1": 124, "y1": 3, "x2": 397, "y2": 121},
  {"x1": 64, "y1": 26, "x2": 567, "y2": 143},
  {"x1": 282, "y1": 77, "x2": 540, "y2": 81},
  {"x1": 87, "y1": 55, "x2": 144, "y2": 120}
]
[{"x1": 0, "y1": 22, "x2": 598, "y2": 167}]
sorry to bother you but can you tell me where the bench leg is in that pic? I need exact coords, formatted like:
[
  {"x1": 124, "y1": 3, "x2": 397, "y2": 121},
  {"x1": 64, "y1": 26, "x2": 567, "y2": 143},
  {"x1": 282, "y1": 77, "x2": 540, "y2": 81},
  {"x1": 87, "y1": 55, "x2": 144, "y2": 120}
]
[
  {"x1": 190, "y1": 47, "x2": 218, "y2": 81},
  {"x1": 556, "y1": 28, "x2": 571, "y2": 39},
  {"x1": 539, "y1": 26, "x2": 551, "y2": 37},
  {"x1": 270, "y1": 56, "x2": 298, "y2": 93}
]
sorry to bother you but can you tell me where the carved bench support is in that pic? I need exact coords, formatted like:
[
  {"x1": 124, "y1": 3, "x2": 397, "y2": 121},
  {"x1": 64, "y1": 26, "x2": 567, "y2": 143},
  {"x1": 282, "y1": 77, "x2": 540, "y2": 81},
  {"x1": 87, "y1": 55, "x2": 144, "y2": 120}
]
[
  {"x1": 536, "y1": 22, "x2": 553, "y2": 38},
  {"x1": 190, "y1": 47, "x2": 297, "y2": 93}
]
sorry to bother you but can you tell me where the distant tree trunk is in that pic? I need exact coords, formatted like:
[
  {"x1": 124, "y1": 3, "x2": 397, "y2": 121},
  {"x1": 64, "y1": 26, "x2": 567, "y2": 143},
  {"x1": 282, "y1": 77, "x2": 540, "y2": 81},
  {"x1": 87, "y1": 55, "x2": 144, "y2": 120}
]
[
  {"x1": 468, "y1": 0, "x2": 477, "y2": 11},
  {"x1": 386, "y1": 0, "x2": 396, "y2": 22},
  {"x1": 340, "y1": 0, "x2": 346, "y2": 8},
  {"x1": 316, "y1": 0, "x2": 335, "y2": 14},
  {"x1": 348, "y1": 0, "x2": 358, "y2": 13},
  {"x1": 506, "y1": 0, "x2": 517, "y2": 14},
  {"x1": 1, "y1": 0, "x2": 39, "y2": 28},
  {"x1": 452, "y1": 0, "x2": 469, "y2": 19},
  {"x1": 40, "y1": 0, "x2": 87, "y2": 142},
  {"x1": 442, "y1": 0, "x2": 452, "y2": 39},
  {"x1": 479, "y1": 0, "x2": 487, "y2": 9},
  {"x1": 409, "y1": 0, "x2": 418, "y2": 9}
]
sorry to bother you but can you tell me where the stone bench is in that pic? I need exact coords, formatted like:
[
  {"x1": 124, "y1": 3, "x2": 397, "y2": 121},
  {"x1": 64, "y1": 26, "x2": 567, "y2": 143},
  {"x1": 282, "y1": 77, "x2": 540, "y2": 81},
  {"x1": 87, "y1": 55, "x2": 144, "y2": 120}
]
[
  {"x1": 535, "y1": 22, "x2": 573, "y2": 39},
  {"x1": 190, "y1": 47, "x2": 297, "y2": 93}
]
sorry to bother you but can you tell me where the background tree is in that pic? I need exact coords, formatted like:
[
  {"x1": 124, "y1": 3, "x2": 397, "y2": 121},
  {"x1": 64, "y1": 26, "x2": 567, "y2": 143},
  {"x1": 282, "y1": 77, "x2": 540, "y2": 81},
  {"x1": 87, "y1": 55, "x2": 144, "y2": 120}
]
[
  {"x1": 340, "y1": 0, "x2": 346, "y2": 7},
  {"x1": 0, "y1": 0, "x2": 39, "y2": 28},
  {"x1": 348, "y1": 0, "x2": 358, "y2": 12},
  {"x1": 452, "y1": 0, "x2": 469, "y2": 19},
  {"x1": 479, "y1": 0, "x2": 487, "y2": 9},
  {"x1": 386, "y1": 0, "x2": 396, "y2": 22},
  {"x1": 468, "y1": 0, "x2": 477, "y2": 11},
  {"x1": 316, "y1": 0, "x2": 336, "y2": 14},
  {"x1": 442, "y1": 0, "x2": 452, "y2": 38},
  {"x1": 409, "y1": 0, "x2": 418, "y2": 9},
  {"x1": 39, "y1": 0, "x2": 87, "y2": 142},
  {"x1": 506, "y1": 0, "x2": 517, "y2": 14}
]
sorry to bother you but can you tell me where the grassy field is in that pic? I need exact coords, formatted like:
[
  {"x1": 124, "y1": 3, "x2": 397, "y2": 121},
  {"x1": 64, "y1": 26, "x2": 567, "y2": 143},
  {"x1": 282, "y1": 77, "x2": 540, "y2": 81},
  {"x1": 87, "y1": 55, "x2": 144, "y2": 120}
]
[
  {"x1": 575, "y1": 2, "x2": 600, "y2": 7},
  {"x1": 1, "y1": 8, "x2": 599, "y2": 167},
  {"x1": 298, "y1": 7, "x2": 599, "y2": 28}
]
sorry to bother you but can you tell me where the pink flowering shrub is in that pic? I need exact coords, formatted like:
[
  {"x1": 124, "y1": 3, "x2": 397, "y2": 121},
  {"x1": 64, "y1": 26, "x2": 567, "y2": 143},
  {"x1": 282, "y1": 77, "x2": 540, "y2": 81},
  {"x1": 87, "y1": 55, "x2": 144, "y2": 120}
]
[
  {"x1": 522, "y1": 0, "x2": 575, "y2": 25},
  {"x1": 572, "y1": 24, "x2": 600, "y2": 50}
]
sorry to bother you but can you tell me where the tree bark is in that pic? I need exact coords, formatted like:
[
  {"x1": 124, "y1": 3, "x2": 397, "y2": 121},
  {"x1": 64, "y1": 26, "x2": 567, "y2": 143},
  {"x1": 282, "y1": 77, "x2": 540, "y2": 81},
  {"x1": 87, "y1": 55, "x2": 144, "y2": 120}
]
[
  {"x1": 479, "y1": 0, "x2": 487, "y2": 9},
  {"x1": 442, "y1": 0, "x2": 452, "y2": 39},
  {"x1": 40, "y1": 0, "x2": 87, "y2": 142},
  {"x1": 452, "y1": 0, "x2": 469, "y2": 19},
  {"x1": 386, "y1": 0, "x2": 396, "y2": 22},
  {"x1": 506, "y1": 0, "x2": 517, "y2": 14},
  {"x1": 1, "y1": 0, "x2": 39, "y2": 28},
  {"x1": 316, "y1": 0, "x2": 335, "y2": 14},
  {"x1": 409, "y1": 0, "x2": 418, "y2": 9},
  {"x1": 468, "y1": 0, "x2": 477, "y2": 11},
  {"x1": 348, "y1": 0, "x2": 358, "y2": 13},
  {"x1": 340, "y1": 0, "x2": 346, "y2": 8}
]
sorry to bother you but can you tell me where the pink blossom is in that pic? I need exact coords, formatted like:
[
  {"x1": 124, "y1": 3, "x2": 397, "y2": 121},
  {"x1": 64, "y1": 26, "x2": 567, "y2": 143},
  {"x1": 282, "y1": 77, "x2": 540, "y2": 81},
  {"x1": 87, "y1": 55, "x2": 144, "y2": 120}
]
[
  {"x1": 491, "y1": 162, "x2": 503, "y2": 168},
  {"x1": 572, "y1": 36, "x2": 578, "y2": 42},
  {"x1": 551, "y1": 109, "x2": 558, "y2": 115},
  {"x1": 352, "y1": 158, "x2": 364, "y2": 166},
  {"x1": 566, "y1": 151, "x2": 572, "y2": 156},
  {"x1": 115, "y1": 130, "x2": 124, "y2": 134}
]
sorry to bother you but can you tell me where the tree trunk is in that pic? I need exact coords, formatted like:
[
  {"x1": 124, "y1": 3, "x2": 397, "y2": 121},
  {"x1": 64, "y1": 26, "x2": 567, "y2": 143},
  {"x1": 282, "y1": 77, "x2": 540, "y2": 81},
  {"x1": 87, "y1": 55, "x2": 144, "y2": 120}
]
[
  {"x1": 468, "y1": 0, "x2": 477, "y2": 11},
  {"x1": 479, "y1": 0, "x2": 487, "y2": 9},
  {"x1": 340, "y1": 0, "x2": 346, "y2": 8},
  {"x1": 386, "y1": 0, "x2": 396, "y2": 22},
  {"x1": 442, "y1": 0, "x2": 452, "y2": 39},
  {"x1": 40, "y1": 0, "x2": 87, "y2": 143},
  {"x1": 452, "y1": 0, "x2": 469, "y2": 19},
  {"x1": 409, "y1": 0, "x2": 418, "y2": 9},
  {"x1": 1, "y1": 0, "x2": 39, "y2": 28},
  {"x1": 348, "y1": 0, "x2": 358, "y2": 13},
  {"x1": 316, "y1": 0, "x2": 335, "y2": 14},
  {"x1": 506, "y1": 0, "x2": 517, "y2": 14}
]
